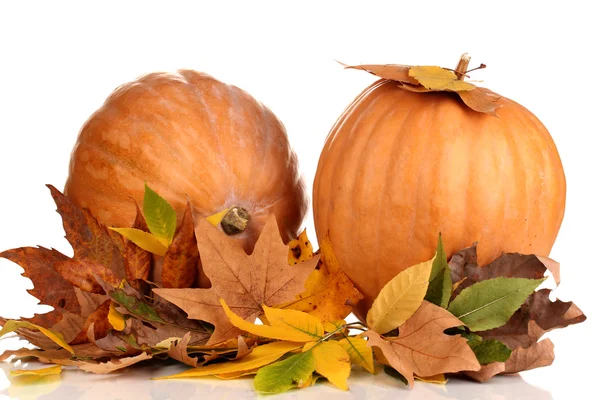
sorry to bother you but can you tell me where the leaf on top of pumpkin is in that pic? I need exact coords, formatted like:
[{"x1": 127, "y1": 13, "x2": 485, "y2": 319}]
[
  {"x1": 142, "y1": 183, "x2": 177, "y2": 246},
  {"x1": 478, "y1": 289, "x2": 585, "y2": 349},
  {"x1": 365, "y1": 301, "x2": 480, "y2": 388},
  {"x1": 343, "y1": 54, "x2": 502, "y2": 114},
  {"x1": 424, "y1": 234, "x2": 452, "y2": 309},
  {"x1": 279, "y1": 233, "x2": 363, "y2": 322},
  {"x1": 447, "y1": 277, "x2": 545, "y2": 331},
  {"x1": 288, "y1": 229, "x2": 314, "y2": 265},
  {"x1": 366, "y1": 256, "x2": 433, "y2": 334},
  {"x1": 154, "y1": 214, "x2": 319, "y2": 344},
  {"x1": 221, "y1": 300, "x2": 323, "y2": 342},
  {"x1": 161, "y1": 201, "x2": 198, "y2": 288},
  {"x1": 0, "y1": 246, "x2": 78, "y2": 327},
  {"x1": 47, "y1": 185, "x2": 125, "y2": 278}
]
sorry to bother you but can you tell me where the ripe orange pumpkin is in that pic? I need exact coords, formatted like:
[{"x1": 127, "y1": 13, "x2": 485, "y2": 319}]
[
  {"x1": 64, "y1": 70, "x2": 308, "y2": 253},
  {"x1": 313, "y1": 67, "x2": 566, "y2": 319}
]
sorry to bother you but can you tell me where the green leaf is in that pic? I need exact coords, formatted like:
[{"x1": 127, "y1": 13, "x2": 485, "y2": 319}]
[
  {"x1": 110, "y1": 288, "x2": 166, "y2": 324},
  {"x1": 143, "y1": 183, "x2": 177, "y2": 246},
  {"x1": 448, "y1": 277, "x2": 545, "y2": 331},
  {"x1": 424, "y1": 234, "x2": 452, "y2": 308},
  {"x1": 468, "y1": 338, "x2": 512, "y2": 365},
  {"x1": 254, "y1": 351, "x2": 316, "y2": 394},
  {"x1": 109, "y1": 227, "x2": 168, "y2": 256}
]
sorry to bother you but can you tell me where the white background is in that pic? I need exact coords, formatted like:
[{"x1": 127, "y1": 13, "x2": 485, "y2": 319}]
[{"x1": 0, "y1": 1, "x2": 598, "y2": 399}]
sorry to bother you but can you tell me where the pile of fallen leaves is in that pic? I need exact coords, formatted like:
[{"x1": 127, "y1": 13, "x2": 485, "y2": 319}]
[{"x1": 0, "y1": 185, "x2": 586, "y2": 394}]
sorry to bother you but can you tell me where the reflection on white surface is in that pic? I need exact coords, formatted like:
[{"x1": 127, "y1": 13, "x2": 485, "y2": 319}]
[{"x1": 0, "y1": 349, "x2": 553, "y2": 400}]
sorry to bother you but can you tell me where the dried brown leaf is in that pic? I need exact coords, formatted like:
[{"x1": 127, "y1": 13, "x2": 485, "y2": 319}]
[
  {"x1": 479, "y1": 290, "x2": 586, "y2": 349},
  {"x1": 463, "y1": 362, "x2": 506, "y2": 383},
  {"x1": 53, "y1": 259, "x2": 120, "y2": 294},
  {"x1": 48, "y1": 185, "x2": 125, "y2": 278},
  {"x1": 0, "y1": 348, "x2": 80, "y2": 366},
  {"x1": 122, "y1": 202, "x2": 152, "y2": 288},
  {"x1": 77, "y1": 352, "x2": 153, "y2": 374},
  {"x1": 0, "y1": 247, "x2": 78, "y2": 327},
  {"x1": 504, "y1": 338, "x2": 555, "y2": 374},
  {"x1": 154, "y1": 215, "x2": 319, "y2": 344},
  {"x1": 167, "y1": 332, "x2": 199, "y2": 367},
  {"x1": 343, "y1": 63, "x2": 420, "y2": 85},
  {"x1": 365, "y1": 301, "x2": 480, "y2": 387},
  {"x1": 71, "y1": 300, "x2": 112, "y2": 345},
  {"x1": 458, "y1": 87, "x2": 502, "y2": 115},
  {"x1": 17, "y1": 312, "x2": 85, "y2": 350},
  {"x1": 74, "y1": 289, "x2": 108, "y2": 318},
  {"x1": 161, "y1": 202, "x2": 198, "y2": 288}
]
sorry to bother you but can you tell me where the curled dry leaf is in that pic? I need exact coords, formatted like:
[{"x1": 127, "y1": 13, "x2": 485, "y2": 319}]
[
  {"x1": 154, "y1": 215, "x2": 319, "y2": 344},
  {"x1": 504, "y1": 338, "x2": 555, "y2": 373},
  {"x1": 168, "y1": 332, "x2": 199, "y2": 367},
  {"x1": 71, "y1": 300, "x2": 112, "y2": 345},
  {"x1": 77, "y1": 352, "x2": 153, "y2": 374},
  {"x1": 365, "y1": 301, "x2": 480, "y2": 388},
  {"x1": 161, "y1": 202, "x2": 198, "y2": 288},
  {"x1": 463, "y1": 362, "x2": 506, "y2": 383}
]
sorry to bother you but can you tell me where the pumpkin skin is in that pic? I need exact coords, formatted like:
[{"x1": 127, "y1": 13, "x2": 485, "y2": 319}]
[
  {"x1": 313, "y1": 79, "x2": 566, "y2": 319},
  {"x1": 64, "y1": 70, "x2": 308, "y2": 253}
]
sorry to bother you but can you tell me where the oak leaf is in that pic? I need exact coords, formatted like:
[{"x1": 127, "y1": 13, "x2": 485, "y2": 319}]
[
  {"x1": 365, "y1": 301, "x2": 480, "y2": 387},
  {"x1": 504, "y1": 338, "x2": 555, "y2": 373},
  {"x1": 154, "y1": 215, "x2": 319, "y2": 344},
  {"x1": 279, "y1": 234, "x2": 363, "y2": 322}
]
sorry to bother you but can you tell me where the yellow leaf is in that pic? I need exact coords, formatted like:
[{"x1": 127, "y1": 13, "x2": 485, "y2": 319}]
[
  {"x1": 0, "y1": 320, "x2": 74, "y2": 355},
  {"x1": 288, "y1": 230, "x2": 314, "y2": 265},
  {"x1": 215, "y1": 368, "x2": 260, "y2": 379},
  {"x1": 221, "y1": 299, "x2": 322, "y2": 342},
  {"x1": 10, "y1": 365, "x2": 62, "y2": 377},
  {"x1": 416, "y1": 374, "x2": 448, "y2": 384},
  {"x1": 279, "y1": 234, "x2": 363, "y2": 322},
  {"x1": 339, "y1": 337, "x2": 375, "y2": 374},
  {"x1": 205, "y1": 207, "x2": 231, "y2": 227},
  {"x1": 323, "y1": 320, "x2": 346, "y2": 333},
  {"x1": 366, "y1": 257, "x2": 434, "y2": 334},
  {"x1": 297, "y1": 373, "x2": 321, "y2": 388},
  {"x1": 108, "y1": 302, "x2": 126, "y2": 331},
  {"x1": 157, "y1": 341, "x2": 301, "y2": 379},
  {"x1": 109, "y1": 227, "x2": 168, "y2": 256},
  {"x1": 409, "y1": 66, "x2": 475, "y2": 92},
  {"x1": 303, "y1": 341, "x2": 351, "y2": 390}
]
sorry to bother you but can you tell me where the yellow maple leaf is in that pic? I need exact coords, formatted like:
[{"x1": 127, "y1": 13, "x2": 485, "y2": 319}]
[
  {"x1": 408, "y1": 66, "x2": 475, "y2": 92},
  {"x1": 303, "y1": 341, "x2": 351, "y2": 390},
  {"x1": 221, "y1": 299, "x2": 323, "y2": 342},
  {"x1": 366, "y1": 256, "x2": 434, "y2": 334},
  {"x1": 156, "y1": 341, "x2": 301, "y2": 379},
  {"x1": 280, "y1": 234, "x2": 363, "y2": 322}
]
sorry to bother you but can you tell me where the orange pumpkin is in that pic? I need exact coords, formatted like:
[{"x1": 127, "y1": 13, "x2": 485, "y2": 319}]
[
  {"x1": 313, "y1": 62, "x2": 566, "y2": 319},
  {"x1": 64, "y1": 70, "x2": 307, "y2": 253}
]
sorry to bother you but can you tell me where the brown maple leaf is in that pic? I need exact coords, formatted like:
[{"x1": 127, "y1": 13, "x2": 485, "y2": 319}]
[
  {"x1": 365, "y1": 301, "x2": 480, "y2": 388},
  {"x1": 161, "y1": 202, "x2": 199, "y2": 288},
  {"x1": 154, "y1": 214, "x2": 319, "y2": 344},
  {"x1": 71, "y1": 300, "x2": 112, "y2": 345},
  {"x1": 122, "y1": 202, "x2": 152, "y2": 288},
  {"x1": 0, "y1": 246, "x2": 78, "y2": 327}
]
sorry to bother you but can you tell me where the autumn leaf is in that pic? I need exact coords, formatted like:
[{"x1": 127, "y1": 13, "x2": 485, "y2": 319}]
[
  {"x1": 53, "y1": 259, "x2": 121, "y2": 294},
  {"x1": 365, "y1": 301, "x2": 480, "y2": 387},
  {"x1": 338, "y1": 336, "x2": 375, "y2": 374},
  {"x1": 254, "y1": 350, "x2": 316, "y2": 394},
  {"x1": 447, "y1": 277, "x2": 545, "y2": 331},
  {"x1": 47, "y1": 185, "x2": 125, "y2": 278},
  {"x1": 109, "y1": 227, "x2": 168, "y2": 256},
  {"x1": 279, "y1": 234, "x2": 363, "y2": 322},
  {"x1": 77, "y1": 352, "x2": 153, "y2": 374},
  {"x1": 463, "y1": 362, "x2": 506, "y2": 383},
  {"x1": 0, "y1": 320, "x2": 74, "y2": 355},
  {"x1": 0, "y1": 247, "x2": 78, "y2": 327},
  {"x1": 504, "y1": 338, "x2": 555, "y2": 373},
  {"x1": 465, "y1": 334, "x2": 512, "y2": 365},
  {"x1": 167, "y1": 332, "x2": 199, "y2": 367},
  {"x1": 424, "y1": 234, "x2": 452, "y2": 308},
  {"x1": 288, "y1": 230, "x2": 314, "y2": 265},
  {"x1": 222, "y1": 300, "x2": 323, "y2": 342},
  {"x1": 10, "y1": 365, "x2": 63, "y2": 377},
  {"x1": 108, "y1": 302, "x2": 126, "y2": 332},
  {"x1": 158, "y1": 341, "x2": 301, "y2": 379},
  {"x1": 161, "y1": 202, "x2": 198, "y2": 288},
  {"x1": 205, "y1": 207, "x2": 231, "y2": 227},
  {"x1": 478, "y1": 289, "x2": 586, "y2": 349},
  {"x1": 323, "y1": 320, "x2": 346, "y2": 333},
  {"x1": 121, "y1": 202, "x2": 152, "y2": 285},
  {"x1": 71, "y1": 299, "x2": 112, "y2": 344},
  {"x1": 142, "y1": 183, "x2": 177, "y2": 246},
  {"x1": 154, "y1": 215, "x2": 319, "y2": 344},
  {"x1": 343, "y1": 63, "x2": 420, "y2": 85},
  {"x1": 303, "y1": 341, "x2": 351, "y2": 390},
  {"x1": 366, "y1": 256, "x2": 433, "y2": 334}
]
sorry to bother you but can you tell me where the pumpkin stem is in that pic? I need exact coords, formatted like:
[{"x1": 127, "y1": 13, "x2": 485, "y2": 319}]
[
  {"x1": 221, "y1": 206, "x2": 250, "y2": 235},
  {"x1": 455, "y1": 53, "x2": 471, "y2": 80}
]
